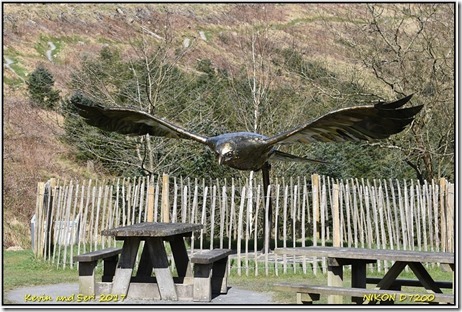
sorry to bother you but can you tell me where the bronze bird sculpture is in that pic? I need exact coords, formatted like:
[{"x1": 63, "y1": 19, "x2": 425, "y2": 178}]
[
  {"x1": 71, "y1": 92, "x2": 422, "y2": 246},
  {"x1": 71, "y1": 93, "x2": 422, "y2": 172}
]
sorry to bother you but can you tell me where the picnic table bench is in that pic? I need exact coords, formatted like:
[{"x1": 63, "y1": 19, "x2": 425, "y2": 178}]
[
  {"x1": 275, "y1": 246, "x2": 455, "y2": 305},
  {"x1": 73, "y1": 247, "x2": 122, "y2": 295},
  {"x1": 74, "y1": 222, "x2": 232, "y2": 302},
  {"x1": 275, "y1": 283, "x2": 454, "y2": 304},
  {"x1": 190, "y1": 249, "x2": 232, "y2": 301}
]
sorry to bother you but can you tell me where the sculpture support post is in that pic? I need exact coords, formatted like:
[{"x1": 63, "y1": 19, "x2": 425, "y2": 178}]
[{"x1": 262, "y1": 162, "x2": 272, "y2": 253}]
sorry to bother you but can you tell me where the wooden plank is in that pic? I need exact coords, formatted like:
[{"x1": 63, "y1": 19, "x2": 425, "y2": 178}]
[
  {"x1": 245, "y1": 180, "x2": 252, "y2": 276},
  {"x1": 102, "y1": 223, "x2": 202, "y2": 238},
  {"x1": 100, "y1": 185, "x2": 108, "y2": 249},
  {"x1": 292, "y1": 184, "x2": 298, "y2": 273},
  {"x1": 69, "y1": 182, "x2": 79, "y2": 268},
  {"x1": 312, "y1": 174, "x2": 320, "y2": 243},
  {"x1": 237, "y1": 186, "x2": 246, "y2": 276},
  {"x1": 358, "y1": 181, "x2": 365, "y2": 248},
  {"x1": 446, "y1": 182, "x2": 454, "y2": 252},
  {"x1": 52, "y1": 185, "x2": 64, "y2": 265},
  {"x1": 74, "y1": 247, "x2": 123, "y2": 262},
  {"x1": 433, "y1": 180, "x2": 440, "y2": 251},
  {"x1": 48, "y1": 184, "x2": 59, "y2": 262},
  {"x1": 121, "y1": 179, "x2": 126, "y2": 226},
  {"x1": 274, "y1": 283, "x2": 454, "y2": 304},
  {"x1": 154, "y1": 178, "x2": 160, "y2": 223},
  {"x1": 377, "y1": 184, "x2": 387, "y2": 270},
  {"x1": 113, "y1": 179, "x2": 120, "y2": 246},
  {"x1": 228, "y1": 181, "x2": 235, "y2": 249},
  {"x1": 264, "y1": 184, "x2": 271, "y2": 276},
  {"x1": 320, "y1": 182, "x2": 327, "y2": 273},
  {"x1": 107, "y1": 185, "x2": 114, "y2": 247},
  {"x1": 332, "y1": 184, "x2": 340, "y2": 248},
  {"x1": 182, "y1": 185, "x2": 188, "y2": 224},
  {"x1": 62, "y1": 182, "x2": 73, "y2": 268},
  {"x1": 351, "y1": 180, "x2": 359, "y2": 248},
  {"x1": 199, "y1": 186, "x2": 208, "y2": 250},
  {"x1": 190, "y1": 249, "x2": 232, "y2": 264},
  {"x1": 274, "y1": 183, "x2": 280, "y2": 276},
  {"x1": 220, "y1": 185, "x2": 226, "y2": 249},
  {"x1": 172, "y1": 177, "x2": 178, "y2": 223},
  {"x1": 383, "y1": 181, "x2": 394, "y2": 251},
  {"x1": 439, "y1": 178, "x2": 446, "y2": 252},
  {"x1": 93, "y1": 185, "x2": 102, "y2": 251},
  {"x1": 345, "y1": 182, "x2": 352, "y2": 247},
  {"x1": 282, "y1": 184, "x2": 288, "y2": 274},
  {"x1": 274, "y1": 247, "x2": 454, "y2": 264},
  {"x1": 210, "y1": 185, "x2": 216, "y2": 250},
  {"x1": 254, "y1": 184, "x2": 260, "y2": 276}
]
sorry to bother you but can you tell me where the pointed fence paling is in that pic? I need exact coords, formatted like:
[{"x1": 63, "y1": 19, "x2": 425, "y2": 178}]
[{"x1": 33, "y1": 174, "x2": 454, "y2": 274}]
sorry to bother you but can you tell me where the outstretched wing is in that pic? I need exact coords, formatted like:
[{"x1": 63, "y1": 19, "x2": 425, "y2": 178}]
[
  {"x1": 266, "y1": 95, "x2": 422, "y2": 145},
  {"x1": 71, "y1": 93, "x2": 208, "y2": 144}
]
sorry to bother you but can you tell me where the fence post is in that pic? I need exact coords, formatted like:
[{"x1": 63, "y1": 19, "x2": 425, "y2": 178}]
[
  {"x1": 312, "y1": 174, "x2": 320, "y2": 242},
  {"x1": 439, "y1": 178, "x2": 447, "y2": 251},
  {"x1": 332, "y1": 184, "x2": 341, "y2": 248},
  {"x1": 147, "y1": 183, "x2": 155, "y2": 222},
  {"x1": 328, "y1": 183, "x2": 343, "y2": 304},
  {"x1": 34, "y1": 182, "x2": 46, "y2": 257},
  {"x1": 162, "y1": 173, "x2": 170, "y2": 223},
  {"x1": 446, "y1": 180, "x2": 454, "y2": 252}
]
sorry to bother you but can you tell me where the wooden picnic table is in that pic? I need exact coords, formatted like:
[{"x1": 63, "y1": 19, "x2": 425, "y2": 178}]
[
  {"x1": 275, "y1": 246, "x2": 454, "y2": 304},
  {"x1": 101, "y1": 222, "x2": 203, "y2": 301}
]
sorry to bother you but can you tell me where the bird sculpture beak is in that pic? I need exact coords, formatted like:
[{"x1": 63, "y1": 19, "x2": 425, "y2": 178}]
[{"x1": 218, "y1": 155, "x2": 223, "y2": 165}]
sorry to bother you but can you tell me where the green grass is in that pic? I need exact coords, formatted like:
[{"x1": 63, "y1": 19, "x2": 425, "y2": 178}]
[{"x1": 3, "y1": 250, "x2": 78, "y2": 292}]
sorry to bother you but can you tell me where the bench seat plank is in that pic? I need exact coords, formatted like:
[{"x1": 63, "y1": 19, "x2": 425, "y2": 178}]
[
  {"x1": 190, "y1": 249, "x2": 232, "y2": 264},
  {"x1": 274, "y1": 283, "x2": 454, "y2": 304},
  {"x1": 73, "y1": 247, "x2": 122, "y2": 262}
]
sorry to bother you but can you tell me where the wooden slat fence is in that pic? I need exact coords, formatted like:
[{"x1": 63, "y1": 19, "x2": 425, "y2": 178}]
[{"x1": 32, "y1": 174, "x2": 455, "y2": 275}]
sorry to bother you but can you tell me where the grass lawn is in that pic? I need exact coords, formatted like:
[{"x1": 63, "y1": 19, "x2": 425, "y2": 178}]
[
  {"x1": 3, "y1": 250, "x2": 454, "y2": 305},
  {"x1": 3, "y1": 250, "x2": 78, "y2": 292}
]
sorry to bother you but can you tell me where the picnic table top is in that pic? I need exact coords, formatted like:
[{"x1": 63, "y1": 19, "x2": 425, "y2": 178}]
[
  {"x1": 274, "y1": 246, "x2": 454, "y2": 264},
  {"x1": 101, "y1": 222, "x2": 203, "y2": 238}
]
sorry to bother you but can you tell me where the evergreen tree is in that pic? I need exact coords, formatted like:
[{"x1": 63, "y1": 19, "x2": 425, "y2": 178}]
[{"x1": 28, "y1": 66, "x2": 60, "y2": 109}]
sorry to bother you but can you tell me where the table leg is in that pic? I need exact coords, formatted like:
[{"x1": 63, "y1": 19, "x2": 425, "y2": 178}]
[
  {"x1": 375, "y1": 261, "x2": 407, "y2": 290},
  {"x1": 169, "y1": 234, "x2": 193, "y2": 283},
  {"x1": 408, "y1": 262, "x2": 443, "y2": 293},
  {"x1": 327, "y1": 258, "x2": 343, "y2": 304},
  {"x1": 351, "y1": 261, "x2": 366, "y2": 304},
  {"x1": 112, "y1": 237, "x2": 141, "y2": 296},
  {"x1": 135, "y1": 242, "x2": 153, "y2": 280},
  {"x1": 146, "y1": 237, "x2": 178, "y2": 300}
]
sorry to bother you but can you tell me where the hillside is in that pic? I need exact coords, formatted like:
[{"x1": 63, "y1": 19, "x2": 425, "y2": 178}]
[{"x1": 2, "y1": 3, "x2": 454, "y2": 248}]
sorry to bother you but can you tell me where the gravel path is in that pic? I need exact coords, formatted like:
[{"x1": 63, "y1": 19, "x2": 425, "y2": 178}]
[
  {"x1": 4, "y1": 282, "x2": 277, "y2": 306},
  {"x1": 46, "y1": 41, "x2": 56, "y2": 62}
]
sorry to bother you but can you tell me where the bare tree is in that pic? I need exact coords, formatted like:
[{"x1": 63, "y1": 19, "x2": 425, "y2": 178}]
[{"x1": 327, "y1": 3, "x2": 454, "y2": 181}]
